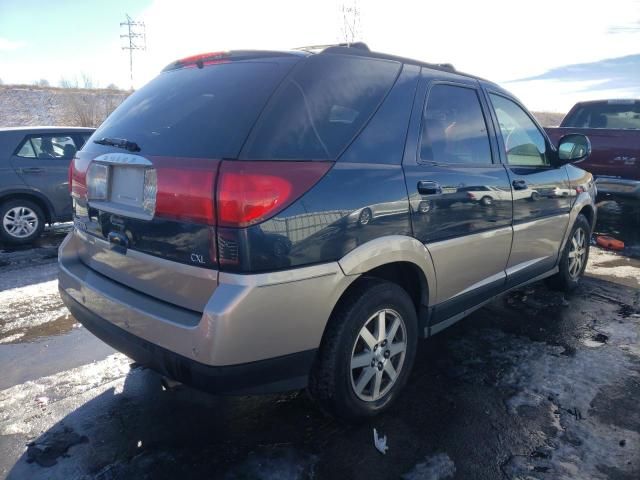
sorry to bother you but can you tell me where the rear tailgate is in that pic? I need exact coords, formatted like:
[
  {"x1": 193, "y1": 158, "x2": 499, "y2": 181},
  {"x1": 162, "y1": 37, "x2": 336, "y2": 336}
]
[{"x1": 70, "y1": 55, "x2": 299, "y2": 310}]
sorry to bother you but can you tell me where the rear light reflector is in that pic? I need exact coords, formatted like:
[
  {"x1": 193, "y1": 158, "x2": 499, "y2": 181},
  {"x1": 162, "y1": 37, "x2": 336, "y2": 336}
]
[
  {"x1": 217, "y1": 161, "x2": 332, "y2": 227},
  {"x1": 142, "y1": 169, "x2": 157, "y2": 216},
  {"x1": 86, "y1": 163, "x2": 109, "y2": 200}
]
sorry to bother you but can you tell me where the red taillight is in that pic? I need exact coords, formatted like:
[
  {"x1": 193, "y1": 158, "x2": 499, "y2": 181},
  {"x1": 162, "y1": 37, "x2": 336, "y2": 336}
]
[
  {"x1": 152, "y1": 158, "x2": 220, "y2": 225},
  {"x1": 70, "y1": 157, "x2": 88, "y2": 200},
  {"x1": 217, "y1": 161, "x2": 331, "y2": 227},
  {"x1": 68, "y1": 159, "x2": 73, "y2": 193}
]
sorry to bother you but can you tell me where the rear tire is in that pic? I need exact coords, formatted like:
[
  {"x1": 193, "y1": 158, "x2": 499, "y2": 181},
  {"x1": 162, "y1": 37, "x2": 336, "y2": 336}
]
[
  {"x1": 308, "y1": 278, "x2": 418, "y2": 420},
  {"x1": 0, "y1": 199, "x2": 45, "y2": 245},
  {"x1": 547, "y1": 214, "x2": 591, "y2": 292}
]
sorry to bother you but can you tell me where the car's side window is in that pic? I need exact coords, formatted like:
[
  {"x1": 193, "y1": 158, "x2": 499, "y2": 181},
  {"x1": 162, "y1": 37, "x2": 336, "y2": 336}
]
[
  {"x1": 17, "y1": 135, "x2": 77, "y2": 160},
  {"x1": 16, "y1": 138, "x2": 37, "y2": 158},
  {"x1": 490, "y1": 94, "x2": 549, "y2": 167},
  {"x1": 420, "y1": 84, "x2": 492, "y2": 165}
]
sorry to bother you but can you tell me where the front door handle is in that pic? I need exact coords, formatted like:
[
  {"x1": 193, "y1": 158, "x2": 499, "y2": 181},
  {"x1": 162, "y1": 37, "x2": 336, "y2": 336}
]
[
  {"x1": 512, "y1": 179, "x2": 528, "y2": 190},
  {"x1": 20, "y1": 167, "x2": 45, "y2": 174},
  {"x1": 417, "y1": 180, "x2": 441, "y2": 195}
]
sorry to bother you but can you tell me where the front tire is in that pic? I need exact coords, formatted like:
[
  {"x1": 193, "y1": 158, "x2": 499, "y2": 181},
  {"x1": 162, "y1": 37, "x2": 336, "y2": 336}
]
[
  {"x1": 0, "y1": 199, "x2": 45, "y2": 244},
  {"x1": 309, "y1": 279, "x2": 418, "y2": 420},
  {"x1": 547, "y1": 214, "x2": 591, "y2": 292}
]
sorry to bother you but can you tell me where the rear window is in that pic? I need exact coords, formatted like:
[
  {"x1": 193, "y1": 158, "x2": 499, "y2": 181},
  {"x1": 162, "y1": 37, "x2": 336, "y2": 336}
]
[
  {"x1": 563, "y1": 101, "x2": 640, "y2": 129},
  {"x1": 241, "y1": 54, "x2": 401, "y2": 160},
  {"x1": 90, "y1": 61, "x2": 293, "y2": 158}
]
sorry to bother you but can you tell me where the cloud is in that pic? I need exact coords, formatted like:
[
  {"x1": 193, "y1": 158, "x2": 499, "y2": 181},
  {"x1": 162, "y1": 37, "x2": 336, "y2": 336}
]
[
  {"x1": 0, "y1": 38, "x2": 26, "y2": 51},
  {"x1": 509, "y1": 54, "x2": 640, "y2": 93}
]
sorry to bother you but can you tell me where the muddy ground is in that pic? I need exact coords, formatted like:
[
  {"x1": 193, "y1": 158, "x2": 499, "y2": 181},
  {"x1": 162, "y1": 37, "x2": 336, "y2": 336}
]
[{"x1": 0, "y1": 202, "x2": 639, "y2": 480}]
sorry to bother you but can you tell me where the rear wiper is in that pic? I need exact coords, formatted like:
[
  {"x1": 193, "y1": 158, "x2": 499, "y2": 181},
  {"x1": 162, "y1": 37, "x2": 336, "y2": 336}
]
[{"x1": 94, "y1": 137, "x2": 141, "y2": 152}]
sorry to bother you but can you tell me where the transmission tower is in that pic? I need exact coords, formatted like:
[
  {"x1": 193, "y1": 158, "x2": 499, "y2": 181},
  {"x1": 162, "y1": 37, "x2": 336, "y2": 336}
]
[
  {"x1": 120, "y1": 14, "x2": 146, "y2": 90},
  {"x1": 341, "y1": 0, "x2": 361, "y2": 45}
]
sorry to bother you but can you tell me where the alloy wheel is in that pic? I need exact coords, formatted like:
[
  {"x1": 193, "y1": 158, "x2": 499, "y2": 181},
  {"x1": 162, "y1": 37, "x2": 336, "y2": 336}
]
[
  {"x1": 568, "y1": 227, "x2": 587, "y2": 279},
  {"x1": 350, "y1": 308, "x2": 407, "y2": 402},
  {"x1": 2, "y1": 206, "x2": 39, "y2": 239}
]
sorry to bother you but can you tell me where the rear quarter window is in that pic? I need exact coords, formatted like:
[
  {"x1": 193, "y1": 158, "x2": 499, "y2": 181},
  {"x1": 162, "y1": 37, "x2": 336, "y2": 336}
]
[{"x1": 241, "y1": 54, "x2": 401, "y2": 160}]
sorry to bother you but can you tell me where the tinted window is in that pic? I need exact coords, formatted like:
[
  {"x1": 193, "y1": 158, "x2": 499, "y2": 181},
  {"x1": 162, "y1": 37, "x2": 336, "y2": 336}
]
[
  {"x1": 563, "y1": 101, "x2": 640, "y2": 129},
  {"x1": 242, "y1": 54, "x2": 401, "y2": 160},
  {"x1": 490, "y1": 94, "x2": 549, "y2": 167},
  {"x1": 420, "y1": 84, "x2": 492, "y2": 164},
  {"x1": 17, "y1": 135, "x2": 76, "y2": 159},
  {"x1": 16, "y1": 139, "x2": 36, "y2": 158},
  {"x1": 90, "y1": 61, "x2": 291, "y2": 158}
]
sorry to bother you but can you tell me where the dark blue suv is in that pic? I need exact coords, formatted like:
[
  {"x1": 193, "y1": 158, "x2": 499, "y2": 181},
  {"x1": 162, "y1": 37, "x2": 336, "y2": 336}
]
[{"x1": 59, "y1": 45, "x2": 596, "y2": 419}]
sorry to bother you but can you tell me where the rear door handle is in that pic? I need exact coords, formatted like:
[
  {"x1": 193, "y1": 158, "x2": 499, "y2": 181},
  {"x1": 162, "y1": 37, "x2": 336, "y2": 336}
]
[
  {"x1": 512, "y1": 179, "x2": 528, "y2": 190},
  {"x1": 20, "y1": 167, "x2": 45, "y2": 174},
  {"x1": 417, "y1": 180, "x2": 441, "y2": 195}
]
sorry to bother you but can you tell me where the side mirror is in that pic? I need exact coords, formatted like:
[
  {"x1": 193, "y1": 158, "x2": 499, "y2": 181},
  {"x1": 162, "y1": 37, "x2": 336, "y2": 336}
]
[{"x1": 557, "y1": 134, "x2": 591, "y2": 164}]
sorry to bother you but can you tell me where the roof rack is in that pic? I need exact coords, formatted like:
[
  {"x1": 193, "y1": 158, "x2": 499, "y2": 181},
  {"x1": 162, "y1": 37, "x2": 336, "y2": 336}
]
[{"x1": 293, "y1": 42, "x2": 370, "y2": 54}]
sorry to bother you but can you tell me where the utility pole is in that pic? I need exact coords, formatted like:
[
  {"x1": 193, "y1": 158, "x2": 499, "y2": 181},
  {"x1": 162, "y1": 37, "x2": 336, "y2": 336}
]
[
  {"x1": 340, "y1": 0, "x2": 361, "y2": 45},
  {"x1": 120, "y1": 14, "x2": 146, "y2": 90}
]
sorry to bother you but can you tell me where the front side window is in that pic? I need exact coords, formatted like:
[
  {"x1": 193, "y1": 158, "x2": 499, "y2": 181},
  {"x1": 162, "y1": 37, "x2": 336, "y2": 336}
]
[
  {"x1": 420, "y1": 84, "x2": 492, "y2": 164},
  {"x1": 490, "y1": 94, "x2": 549, "y2": 167},
  {"x1": 17, "y1": 135, "x2": 77, "y2": 159}
]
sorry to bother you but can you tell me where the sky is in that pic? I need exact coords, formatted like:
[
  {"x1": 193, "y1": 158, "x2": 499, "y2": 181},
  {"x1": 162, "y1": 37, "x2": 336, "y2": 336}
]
[{"x1": 1, "y1": 0, "x2": 639, "y2": 112}]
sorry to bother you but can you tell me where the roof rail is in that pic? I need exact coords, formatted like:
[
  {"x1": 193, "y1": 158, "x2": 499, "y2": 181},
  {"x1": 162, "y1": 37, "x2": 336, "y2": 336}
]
[{"x1": 293, "y1": 42, "x2": 370, "y2": 54}]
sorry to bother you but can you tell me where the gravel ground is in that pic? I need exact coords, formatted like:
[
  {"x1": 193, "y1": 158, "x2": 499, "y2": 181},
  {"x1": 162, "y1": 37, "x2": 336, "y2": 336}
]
[{"x1": 0, "y1": 204, "x2": 638, "y2": 480}]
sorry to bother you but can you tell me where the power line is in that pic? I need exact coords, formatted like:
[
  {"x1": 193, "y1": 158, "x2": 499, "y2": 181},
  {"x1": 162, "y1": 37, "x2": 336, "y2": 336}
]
[{"x1": 120, "y1": 14, "x2": 146, "y2": 90}]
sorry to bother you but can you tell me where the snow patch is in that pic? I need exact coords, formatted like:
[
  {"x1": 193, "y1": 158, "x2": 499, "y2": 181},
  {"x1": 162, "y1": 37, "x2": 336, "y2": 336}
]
[{"x1": 402, "y1": 453, "x2": 456, "y2": 480}]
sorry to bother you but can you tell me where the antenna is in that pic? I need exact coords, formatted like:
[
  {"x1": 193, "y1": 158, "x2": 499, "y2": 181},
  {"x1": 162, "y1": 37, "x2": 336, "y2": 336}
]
[{"x1": 120, "y1": 14, "x2": 146, "y2": 90}]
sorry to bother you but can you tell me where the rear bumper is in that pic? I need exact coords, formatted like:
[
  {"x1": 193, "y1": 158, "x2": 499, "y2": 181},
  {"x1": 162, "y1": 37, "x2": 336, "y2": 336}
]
[
  {"x1": 60, "y1": 288, "x2": 315, "y2": 394},
  {"x1": 596, "y1": 177, "x2": 640, "y2": 200},
  {"x1": 58, "y1": 230, "x2": 355, "y2": 393}
]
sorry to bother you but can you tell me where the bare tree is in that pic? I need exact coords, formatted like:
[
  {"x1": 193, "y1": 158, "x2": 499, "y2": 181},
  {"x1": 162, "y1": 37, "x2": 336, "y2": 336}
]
[
  {"x1": 59, "y1": 77, "x2": 78, "y2": 89},
  {"x1": 34, "y1": 78, "x2": 50, "y2": 87},
  {"x1": 0, "y1": 78, "x2": 3, "y2": 86},
  {"x1": 81, "y1": 73, "x2": 94, "y2": 89},
  {"x1": 106, "y1": 83, "x2": 119, "y2": 91}
]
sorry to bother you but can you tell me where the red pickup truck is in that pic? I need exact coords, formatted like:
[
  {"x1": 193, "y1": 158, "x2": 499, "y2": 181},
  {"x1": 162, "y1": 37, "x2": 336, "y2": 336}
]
[{"x1": 546, "y1": 99, "x2": 640, "y2": 202}]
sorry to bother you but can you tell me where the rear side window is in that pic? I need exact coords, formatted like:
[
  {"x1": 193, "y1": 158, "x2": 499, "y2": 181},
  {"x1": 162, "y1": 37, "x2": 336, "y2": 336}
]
[
  {"x1": 420, "y1": 84, "x2": 492, "y2": 164},
  {"x1": 17, "y1": 135, "x2": 77, "y2": 159},
  {"x1": 563, "y1": 101, "x2": 640, "y2": 129},
  {"x1": 90, "y1": 61, "x2": 291, "y2": 158},
  {"x1": 242, "y1": 54, "x2": 401, "y2": 160}
]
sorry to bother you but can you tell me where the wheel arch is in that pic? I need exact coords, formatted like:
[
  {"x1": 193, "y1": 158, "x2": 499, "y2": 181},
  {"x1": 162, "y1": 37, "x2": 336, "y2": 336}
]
[
  {"x1": 558, "y1": 192, "x2": 596, "y2": 256},
  {"x1": 0, "y1": 189, "x2": 55, "y2": 224},
  {"x1": 334, "y1": 235, "x2": 437, "y2": 337}
]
